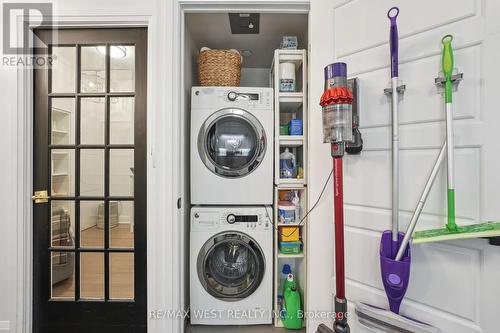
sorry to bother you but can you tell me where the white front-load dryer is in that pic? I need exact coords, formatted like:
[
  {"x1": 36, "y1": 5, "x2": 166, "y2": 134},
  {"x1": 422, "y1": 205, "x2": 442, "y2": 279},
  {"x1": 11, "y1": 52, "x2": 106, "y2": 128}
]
[
  {"x1": 191, "y1": 87, "x2": 273, "y2": 205},
  {"x1": 190, "y1": 206, "x2": 273, "y2": 325}
]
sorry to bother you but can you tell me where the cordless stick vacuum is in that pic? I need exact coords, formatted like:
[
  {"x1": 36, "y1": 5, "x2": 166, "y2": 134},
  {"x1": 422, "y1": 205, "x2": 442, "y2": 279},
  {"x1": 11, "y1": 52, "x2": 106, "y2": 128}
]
[{"x1": 317, "y1": 63, "x2": 354, "y2": 333}]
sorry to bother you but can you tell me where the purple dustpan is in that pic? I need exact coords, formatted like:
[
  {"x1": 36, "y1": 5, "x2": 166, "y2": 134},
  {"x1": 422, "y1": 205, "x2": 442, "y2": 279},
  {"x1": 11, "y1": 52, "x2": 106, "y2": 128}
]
[{"x1": 380, "y1": 231, "x2": 411, "y2": 314}]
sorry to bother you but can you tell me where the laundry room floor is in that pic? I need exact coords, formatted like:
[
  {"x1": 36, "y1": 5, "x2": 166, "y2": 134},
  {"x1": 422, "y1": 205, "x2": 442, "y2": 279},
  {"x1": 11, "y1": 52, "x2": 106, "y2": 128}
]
[{"x1": 187, "y1": 325, "x2": 305, "y2": 333}]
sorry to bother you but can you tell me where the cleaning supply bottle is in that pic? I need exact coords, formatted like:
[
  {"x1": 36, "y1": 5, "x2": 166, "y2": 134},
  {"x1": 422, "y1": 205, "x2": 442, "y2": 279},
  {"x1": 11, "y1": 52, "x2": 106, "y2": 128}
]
[
  {"x1": 291, "y1": 190, "x2": 301, "y2": 223},
  {"x1": 280, "y1": 148, "x2": 297, "y2": 179},
  {"x1": 282, "y1": 273, "x2": 295, "y2": 299},
  {"x1": 278, "y1": 265, "x2": 292, "y2": 311},
  {"x1": 282, "y1": 280, "x2": 303, "y2": 329},
  {"x1": 289, "y1": 113, "x2": 303, "y2": 135}
]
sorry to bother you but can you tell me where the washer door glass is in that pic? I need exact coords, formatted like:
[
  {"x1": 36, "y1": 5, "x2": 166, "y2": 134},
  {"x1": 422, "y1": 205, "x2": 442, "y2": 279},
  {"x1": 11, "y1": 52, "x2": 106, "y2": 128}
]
[
  {"x1": 199, "y1": 108, "x2": 266, "y2": 178},
  {"x1": 197, "y1": 232, "x2": 265, "y2": 301}
]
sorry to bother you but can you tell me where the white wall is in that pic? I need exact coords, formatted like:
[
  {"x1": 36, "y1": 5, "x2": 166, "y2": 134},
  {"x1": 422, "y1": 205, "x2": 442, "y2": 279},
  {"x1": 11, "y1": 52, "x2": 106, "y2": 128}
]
[
  {"x1": 240, "y1": 68, "x2": 271, "y2": 87},
  {"x1": 308, "y1": 0, "x2": 500, "y2": 332},
  {"x1": 181, "y1": 19, "x2": 197, "y2": 316},
  {"x1": 0, "y1": 46, "x2": 20, "y2": 333},
  {"x1": 0, "y1": 1, "x2": 184, "y2": 332}
]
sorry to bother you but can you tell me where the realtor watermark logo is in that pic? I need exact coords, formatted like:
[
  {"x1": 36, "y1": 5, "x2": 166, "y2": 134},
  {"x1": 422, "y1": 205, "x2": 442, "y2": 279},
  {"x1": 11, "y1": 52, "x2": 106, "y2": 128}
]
[{"x1": 2, "y1": 2, "x2": 53, "y2": 67}]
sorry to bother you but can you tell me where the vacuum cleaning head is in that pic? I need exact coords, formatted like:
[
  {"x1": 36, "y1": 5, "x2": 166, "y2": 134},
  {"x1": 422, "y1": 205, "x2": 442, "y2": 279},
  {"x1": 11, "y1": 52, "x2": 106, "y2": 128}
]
[{"x1": 355, "y1": 302, "x2": 439, "y2": 333}]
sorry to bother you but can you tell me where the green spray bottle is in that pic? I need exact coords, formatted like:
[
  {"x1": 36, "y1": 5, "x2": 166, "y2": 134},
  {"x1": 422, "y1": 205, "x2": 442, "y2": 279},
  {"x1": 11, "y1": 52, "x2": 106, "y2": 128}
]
[{"x1": 282, "y1": 279, "x2": 303, "y2": 329}]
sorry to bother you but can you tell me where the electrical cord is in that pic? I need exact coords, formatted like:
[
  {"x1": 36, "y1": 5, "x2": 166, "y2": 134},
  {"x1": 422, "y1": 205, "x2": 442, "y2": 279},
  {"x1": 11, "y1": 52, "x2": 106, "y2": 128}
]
[{"x1": 263, "y1": 167, "x2": 334, "y2": 238}]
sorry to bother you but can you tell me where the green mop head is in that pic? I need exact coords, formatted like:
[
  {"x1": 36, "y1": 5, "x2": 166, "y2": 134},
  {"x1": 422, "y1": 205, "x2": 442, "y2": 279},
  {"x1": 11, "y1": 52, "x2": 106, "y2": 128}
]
[{"x1": 413, "y1": 221, "x2": 500, "y2": 243}]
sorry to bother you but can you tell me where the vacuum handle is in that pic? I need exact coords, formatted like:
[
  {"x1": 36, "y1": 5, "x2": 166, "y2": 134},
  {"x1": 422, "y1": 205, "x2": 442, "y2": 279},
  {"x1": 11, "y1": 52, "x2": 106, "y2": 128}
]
[
  {"x1": 388, "y1": 7, "x2": 399, "y2": 78},
  {"x1": 442, "y1": 35, "x2": 454, "y2": 103}
]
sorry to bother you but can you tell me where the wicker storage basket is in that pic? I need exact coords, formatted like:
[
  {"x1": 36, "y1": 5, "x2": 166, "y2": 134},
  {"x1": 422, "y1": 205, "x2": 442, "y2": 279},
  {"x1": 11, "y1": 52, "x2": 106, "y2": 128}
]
[{"x1": 198, "y1": 49, "x2": 241, "y2": 86}]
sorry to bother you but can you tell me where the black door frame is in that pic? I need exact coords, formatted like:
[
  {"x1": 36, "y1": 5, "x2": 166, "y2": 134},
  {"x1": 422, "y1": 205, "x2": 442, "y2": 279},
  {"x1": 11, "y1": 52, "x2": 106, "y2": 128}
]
[{"x1": 33, "y1": 28, "x2": 147, "y2": 333}]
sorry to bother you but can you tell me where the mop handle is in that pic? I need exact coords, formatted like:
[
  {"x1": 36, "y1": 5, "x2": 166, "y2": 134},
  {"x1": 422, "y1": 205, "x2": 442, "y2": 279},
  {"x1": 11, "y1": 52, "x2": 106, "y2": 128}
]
[
  {"x1": 388, "y1": 7, "x2": 400, "y2": 252},
  {"x1": 388, "y1": 7, "x2": 399, "y2": 78},
  {"x1": 442, "y1": 35, "x2": 454, "y2": 103},
  {"x1": 395, "y1": 143, "x2": 447, "y2": 261},
  {"x1": 442, "y1": 34, "x2": 458, "y2": 232}
]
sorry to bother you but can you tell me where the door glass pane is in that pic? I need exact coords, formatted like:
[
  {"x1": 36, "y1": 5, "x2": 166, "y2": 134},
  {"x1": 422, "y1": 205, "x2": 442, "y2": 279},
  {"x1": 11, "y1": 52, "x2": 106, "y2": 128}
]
[
  {"x1": 51, "y1": 251, "x2": 75, "y2": 299},
  {"x1": 80, "y1": 149, "x2": 104, "y2": 196},
  {"x1": 51, "y1": 201, "x2": 75, "y2": 248},
  {"x1": 110, "y1": 149, "x2": 134, "y2": 196},
  {"x1": 110, "y1": 201, "x2": 134, "y2": 248},
  {"x1": 110, "y1": 253, "x2": 134, "y2": 299},
  {"x1": 51, "y1": 46, "x2": 75, "y2": 93},
  {"x1": 80, "y1": 97, "x2": 105, "y2": 145},
  {"x1": 51, "y1": 98, "x2": 75, "y2": 145},
  {"x1": 80, "y1": 46, "x2": 106, "y2": 93},
  {"x1": 110, "y1": 97, "x2": 134, "y2": 144},
  {"x1": 80, "y1": 201, "x2": 104, "y2": 248},
  {"x1": 206, "y1": 116, "x2": 258, "y2": 170},
  {"x1": 51, "y1": 149, "x2": 75, "y2": 197},
  {"x1": 110, "y1": 45, "x2": 135, "y2": 92},
  {"x1": 80, "y1": 252, "x2": 104, "y2": 299}
]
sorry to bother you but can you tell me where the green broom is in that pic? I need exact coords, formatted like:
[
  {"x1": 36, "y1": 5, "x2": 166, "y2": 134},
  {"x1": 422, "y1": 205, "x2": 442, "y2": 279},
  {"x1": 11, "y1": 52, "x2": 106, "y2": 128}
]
[{"x1": 413, "y1": 35, "x2": 500, "y2": 244}]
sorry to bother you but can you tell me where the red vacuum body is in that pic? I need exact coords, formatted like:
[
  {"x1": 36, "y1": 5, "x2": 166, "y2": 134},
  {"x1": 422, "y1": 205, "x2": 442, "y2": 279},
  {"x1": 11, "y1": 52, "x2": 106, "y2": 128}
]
[{"x1": 319, "y1": 62, "x2": 353, "y2": 333}]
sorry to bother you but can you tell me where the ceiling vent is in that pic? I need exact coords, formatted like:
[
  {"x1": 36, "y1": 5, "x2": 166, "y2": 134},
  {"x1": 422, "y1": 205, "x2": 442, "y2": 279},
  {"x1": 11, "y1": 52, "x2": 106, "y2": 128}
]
[{"x1": 229, "y1": 13, "x2": 260, "y2": 34}]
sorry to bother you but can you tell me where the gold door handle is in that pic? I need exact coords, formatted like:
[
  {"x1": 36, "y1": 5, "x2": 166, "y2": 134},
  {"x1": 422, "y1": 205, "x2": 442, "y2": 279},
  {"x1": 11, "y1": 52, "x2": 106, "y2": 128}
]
[{"x1": 32, "y1": 190, "x2": 49, "y2": 203}]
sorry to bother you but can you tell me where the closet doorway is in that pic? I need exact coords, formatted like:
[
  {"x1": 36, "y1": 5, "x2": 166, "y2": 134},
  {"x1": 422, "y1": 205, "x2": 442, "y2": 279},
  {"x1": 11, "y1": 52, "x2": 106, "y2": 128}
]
[{"x1": 32, "y1": 28, "x2": 147, "y2": 333}]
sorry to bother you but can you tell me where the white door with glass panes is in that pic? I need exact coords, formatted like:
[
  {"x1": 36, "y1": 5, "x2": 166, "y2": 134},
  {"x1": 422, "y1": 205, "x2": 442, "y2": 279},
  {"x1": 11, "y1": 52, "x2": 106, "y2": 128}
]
[{"x1": 33, "y1": 28, "x2": 147, "y2": 333}]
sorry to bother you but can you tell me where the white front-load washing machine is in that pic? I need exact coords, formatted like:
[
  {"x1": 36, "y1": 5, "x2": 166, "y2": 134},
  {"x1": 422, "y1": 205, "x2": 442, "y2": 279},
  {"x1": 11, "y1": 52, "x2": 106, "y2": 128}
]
[
  {"x1": 190, "y1": 206, "x2": 273, "y2": 325},
  {"x1": 191, "y1": 87, "x2": 273, "y2": 205}
]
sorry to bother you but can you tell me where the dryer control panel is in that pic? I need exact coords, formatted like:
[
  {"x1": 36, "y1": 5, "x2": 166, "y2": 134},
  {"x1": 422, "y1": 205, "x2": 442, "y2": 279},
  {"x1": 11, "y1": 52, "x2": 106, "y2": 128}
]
[{"x1": 191, "y1": 87, "x2": 273, "y2": 110}]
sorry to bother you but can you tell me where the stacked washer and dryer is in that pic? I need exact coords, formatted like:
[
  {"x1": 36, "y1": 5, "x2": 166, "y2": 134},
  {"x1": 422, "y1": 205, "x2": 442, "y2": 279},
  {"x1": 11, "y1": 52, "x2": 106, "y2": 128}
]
[{"x1": 190, "y1": 87, "x2": 274, "y2": 325}]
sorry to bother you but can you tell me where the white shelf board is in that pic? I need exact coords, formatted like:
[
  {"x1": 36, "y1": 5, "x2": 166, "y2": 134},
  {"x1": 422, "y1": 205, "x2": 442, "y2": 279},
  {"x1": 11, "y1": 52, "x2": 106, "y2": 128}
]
[
  {"x1": 278, "y1": 92, "x2": 304, "y2": 104},
  {"x1": 278, "y1": 53, "x2": 303, "y2": 65},
  {"x1": 52, "y1": 173, "x2": 69, "y2": 177},
  {"x1": 52, "y1": 108, "x2": 71, "y2": 115},
  {"x1": 52, "y1": 129, "x2": 69, "y2": 135},
  {"x1": 276, "y1": 183, "x2": 305, "y2": 189},
  {"x1": 277, "y1": 223, "x2": 303, "y2": 227},
  {"x1": 279, "y1": 135, "x2": 304, "y2": 146},
  {"x1": 277, "y1": 253, "x2": 305, "y2": 259},
  {"x1": 278, "y1": 178, "x2": 305, "y2": 187}
]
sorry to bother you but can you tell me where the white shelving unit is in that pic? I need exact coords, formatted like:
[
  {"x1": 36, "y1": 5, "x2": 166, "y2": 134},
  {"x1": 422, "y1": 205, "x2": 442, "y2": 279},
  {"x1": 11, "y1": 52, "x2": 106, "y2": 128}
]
[
  {"x1": 51, "y1": 107, "x2": 73, "y2": 197},
  {"x1": 271, "y1": 49, "x2": 308, "y2": 328}
]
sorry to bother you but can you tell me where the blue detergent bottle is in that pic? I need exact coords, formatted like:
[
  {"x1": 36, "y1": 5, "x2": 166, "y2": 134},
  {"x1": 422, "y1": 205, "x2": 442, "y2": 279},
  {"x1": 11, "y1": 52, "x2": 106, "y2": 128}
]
[{"x1": 280, "y1": 148, "x2": 297, "y2": 178}]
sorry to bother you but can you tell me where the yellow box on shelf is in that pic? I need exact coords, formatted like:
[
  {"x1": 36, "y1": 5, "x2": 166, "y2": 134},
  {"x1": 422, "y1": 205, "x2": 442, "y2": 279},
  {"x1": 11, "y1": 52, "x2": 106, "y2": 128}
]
[{"x1": 279, "y1": 226, "x2": 300, "y2": 242}]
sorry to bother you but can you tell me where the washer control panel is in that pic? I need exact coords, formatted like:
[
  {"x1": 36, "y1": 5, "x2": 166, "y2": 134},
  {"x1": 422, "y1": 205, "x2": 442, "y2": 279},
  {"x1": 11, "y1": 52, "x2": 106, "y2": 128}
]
[
  {"x1": 192, "y1": 207, "x2": 271, "y2": 231},
  {"x1": 221, "y1": 211, "x2": 271, "y2": 230}
]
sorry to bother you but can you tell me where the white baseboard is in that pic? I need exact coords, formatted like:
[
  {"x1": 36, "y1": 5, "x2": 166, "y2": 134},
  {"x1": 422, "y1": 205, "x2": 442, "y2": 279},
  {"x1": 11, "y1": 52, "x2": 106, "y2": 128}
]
[{"x1": 0, "y1": 321, "x2": 10, "y2": 330}]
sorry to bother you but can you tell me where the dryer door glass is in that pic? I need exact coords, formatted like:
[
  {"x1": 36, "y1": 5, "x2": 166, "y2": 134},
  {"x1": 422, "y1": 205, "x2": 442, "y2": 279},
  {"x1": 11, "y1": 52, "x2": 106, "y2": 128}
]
[
  {"x1": 199, "y1": 108, "x2": 266, "y2": 178},
  {"x1": 198, "y1": 232, "x2": 265, "y2": 300}
]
